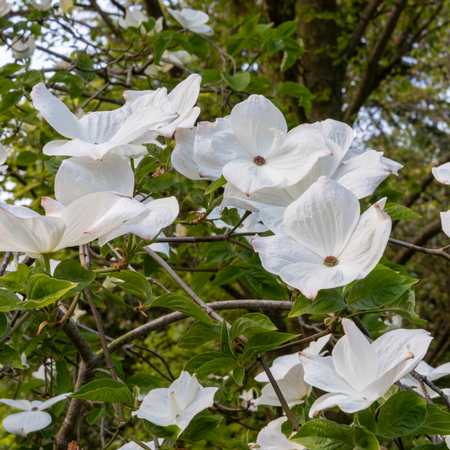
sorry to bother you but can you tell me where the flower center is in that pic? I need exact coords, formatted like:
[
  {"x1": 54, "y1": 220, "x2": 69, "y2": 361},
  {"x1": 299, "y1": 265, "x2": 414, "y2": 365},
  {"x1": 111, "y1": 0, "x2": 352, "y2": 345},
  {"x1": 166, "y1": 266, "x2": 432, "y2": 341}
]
[
  {"x1": 253, "y1": 156, "x2": 265, "y2": 166},
  {"x1": 324, "y1": 256, "x2": 338, "y2": 267},
  {"x1": 31, "y1": 407, "x2": 39, "y2": 411}
]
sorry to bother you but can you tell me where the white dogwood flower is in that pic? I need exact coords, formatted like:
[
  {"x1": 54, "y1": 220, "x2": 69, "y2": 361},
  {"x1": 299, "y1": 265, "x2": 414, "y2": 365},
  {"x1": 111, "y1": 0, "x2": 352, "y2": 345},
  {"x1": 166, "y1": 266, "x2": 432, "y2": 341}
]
[
  {"x1": 0, "y1": 393, "x2": 71, "y2": 436},
  {"x1": 59, "y1": 0, "x2": 73, "y2": 13},
  {"x1": 193, "y1": 95, "x2": 334, "y2": 195},
  {"x1": 168, "y1": 7, "x2": 214, "y2": 36},
  {"x1": 432, "y1": 161, "x2": 450, "y2": 185},
  {"x1": 119, "y1": 7, "x2": 146, "y2": 29},
  {"x1": 253, "y1": 176, "x2": 392, "y2": 299},
  {"x1": 0, "y1": 191, "x2": 145, "y2": 258},
  {"x1": 0, "y1": 0, "x2": 12, "y2": 16},
  {"x1": 30, "y1": 83, "x2": 178, "y2": 160},
  {"x1": 31, "y1": 0, "x2": 51, "y2": 10},
  {"x1": 11, "y1": 35, "x2": 35, "y2": 59},
  {"x1": 249, "y1": 417, "x2": 305, "y2": 450},
  {"x1": 32, "y1": 359, "x2": 56, "y2": 380},
  {"x1": 299, "y1": 319, "x2": 432, "y2": 416},
  {"x1": 53, "y1": 154, "x2": 179, "y2": 245},
  {"x1": 132, "y1": 371, "x2": 218, "y2": 432},
  {"x1": 401, "y1": 360, "x2": 450, "y2": 399},
  {"x1": 117, "y1": 440, "x2": 163, "y2": 450},
  {"x1": 123, "y1": 73, "x2": 201, "y2": 139},
  {"x1": 222, "y1": 119, "x2": 402, "y2": 212}
]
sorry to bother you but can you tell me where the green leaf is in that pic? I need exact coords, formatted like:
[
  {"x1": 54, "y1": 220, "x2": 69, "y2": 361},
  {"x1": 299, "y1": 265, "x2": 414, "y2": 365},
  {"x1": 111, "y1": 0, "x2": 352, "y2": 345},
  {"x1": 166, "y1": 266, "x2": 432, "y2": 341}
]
[
  {"x1": 0, "y1": 90, "x2": 23, "y2": 113},
  {"x1": 56, "y1": 361, "x2": 72, "y2": 394},
  {"x1": 0, "y1": 312, "x2": 7, "y2": 336},
  {"x1": 26, "y1": 274, "x2": 77, "y2": 308},
  {"x1": 275, "y1": 19, "x2": 298, "y2": 39},
  {"x1": 45, "y1": 156, "x2": 67, "y2": 175},
  {"x1": 205, "y1": 243, "x2": 236, "y2": 265},
  {"x1": 86, "y1": 406, "x2": 106, "y2": 425},
  {"x1": 353, "y1": 426, "x2": 379, "y2": 450},
  {"x1": 49, "y1": 71, "x2": 82, "y2": 84},
  {"x1": 211, "y1": 265, "x2": 243, "y2": 287},
  {"x1": 16, "y1": 70, "x2": 42, "y2": 87},
  {"x1": 180, "y1": 412, "x2": 222, "y2": 442},
  {"x1": 267, "y1": 37, "x2": 285, "y2": 55},
  {"x1": 149, "y1": 173, "x2": 175, "y2": 190},
  {"x1": 414, "y1": 444, "x2": 447, "y2": 450},
  {"x1": 384, "y1": 203, "x2": 420, "y2": 221},
  {"x1": 0, "y1": 263, "x2": 30, "y2": 293},
  {"x1": 378, "y1": 390, "x2": 427, "y2": 438},
  {"x1": 0, "y1": 344, "x2": 23, "y2": 369},
  {"x1": 346, "y1": 266, "x2": 417, "y2": 310},
  {"x1": 135, "y1": 155, "x2": 158, "y2": 180},
  {"x1": 16, "y1": 151, "x2": 38, "y2": 166},
  {"x1": 242, "y1": 331, "x2": 297, "y2": 362},
  {"x1": 281, "y1": 52, "x2": 296, "y2": 72},
  {"x1": 70, "y1": 379, "x2": 135, "y2": 406},
  {"x1": 290, "y1": 289, "x2": 346, "y2": 317},
  {"x1": 221, "y1": 321, "x2": 235, "y2": 358},
  {"x1": 184, "y1": 351, "x2": 238, "y2": 377},
  {"x1": 150, "y1": 293, "x2": 212, "y2": 324},
  {"x1": 221, "y1": 71, "x2": 251, "y2": 91},
  {"x1": 0, "y1": 63, "x2": 22, "y2": 77},
  {"x1": 188, "y1": 35, "x2": 208, "y2": 59},
  {"x1": 0, "y1": 290, "x2": 23, "y2": 312},
  {"x1": 233, "y1": 367, "x2": 245, "y2": 386},
  {"x1": 126, "y1": 373, "x2": 161, "y2": 396},
  {"x1": 153, "y1": 34, "x2": 172, "y2": 64},
  {"x1": 144, "y1": 420, "x2": 180, "y2": 439},
  {"x1": 185, "y1": 189, "x2": 209, "y2": 208},
  {"x1": 0, "y1": 78, "x2": 16, "y2": 95},
  {"x1": 178, "y1": 322, "x2": 221, "y2": 349},
  {"x1": 53, "y1": 260, "x2": 95, "y2": 295},
  {"x1": 291, "y1": 419, "x2": 354, "y2": 450},
  {"x1": 76, "y1": 52, "x2": 95, "y2": 82},
  {"x1": 112, "y1": 271, "x2": 152, "y2": 304},
  {"x1": 230, "y1": 313, "x2": 277, "y2": 341},
  {"x1": 415, "y1": 403, "x2": 450, "y2": 435},
  {"x1": 205, "y1": 175, "x2": 227, "y2": 195},
  {"x1": 383, "y1": 290, "x2": 426, "y2": 325},
  {"x1": 239, "y1": 267, "x2": 287, "y2": 299}
]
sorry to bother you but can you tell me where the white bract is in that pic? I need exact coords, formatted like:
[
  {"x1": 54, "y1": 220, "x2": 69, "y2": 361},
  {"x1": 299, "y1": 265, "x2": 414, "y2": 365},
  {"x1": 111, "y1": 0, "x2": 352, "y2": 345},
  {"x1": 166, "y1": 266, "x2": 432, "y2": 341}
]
[
  {"x1": 117, "y1": 439, "x2": 163, "y2": 450},
  {"x1": 132, "y1": 371, "x2": 218, "y2": 432},
  {"x1": 401, "y1": 360, "x2": 450, "y2": 399},
  {"x1": 32, "y1": 359, "x2": 56, "y2": 380},
  {"x1": 59, "y1": 0, "x2": 73, "y2": 13},
  {"x1": 432, "y1": 161, "x2": 450, "y2": 185},
  {"x1": 253, "y1": 335, "x2": 331, "y2": 408},
  {"x1": 0, "y1": 143, "x2": 8, "y2": 172},
  {"x1": 299, "y1": 319, "x2": 432, "y2": 416},
  {"x1": 0, "y1": 191, "x2": 145, "y2": 258},
  {"x1": 168, "y1": 7, "x2": 214, "y2": 36},
  {"x1": 31, "y1": 0, "x2": 51, "y2": 10},
  {"x1": 192, "y1": 95, "x2": 334, "y2": 195},
  {"x1": 144, "y1": 50, "x2": 197, "y2": 78},
  {"x1": 30, "y1": 83, "x2": 178, "y2": 160},
  {"x1": 222, "y1": 119, "x2": 402, "y2": 212},
  {"x1": 253, "y1": 176, "x2": 392, "y2": 299},
  {"x1": 53, "y1": 154, "x2": 179, "y2": 245},
  {"x1": 239, "y1": 388, "x2": 257, "y2": 411},
  {"x1": 11, "y1": 35, "x2": 35, "y2": 59},
  {"x1": 255, "y1": 335, "x2": 331, "y2": 382},
  {"x1": 249, "y1": 417, "x2": 305, "y2": 450},
  {"x1": 124, "y1": 74, "x2": 201, "y2": 139},
  {"x1": 0, "y1": 0, "x2": 12, "y2": 16},
  {"x1": 119, "y1": 7, "x2": 146, "y2": 29},
  {"x1": 0, "y1": 393, "x2": 71, "y2": 436}
]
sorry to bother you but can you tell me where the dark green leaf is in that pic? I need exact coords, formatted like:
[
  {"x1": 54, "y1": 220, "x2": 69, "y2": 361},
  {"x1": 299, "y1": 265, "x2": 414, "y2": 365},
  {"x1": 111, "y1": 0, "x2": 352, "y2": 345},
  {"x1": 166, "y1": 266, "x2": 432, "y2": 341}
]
[
  {"x1": 180, "y1": 413, "x2": 222, "y2": 442},
  {"x1": 384, "y1": 203, "x2": 420, "y2": 221},
  {"x1": 205, "y1": 243, "x2": 236, "y2": 265},
  {"x1": 275, "y1": 20, "x2": 298, "y2": 39},
  {"x1": 230, "y1": 313, "x2": 277, "y2": 341},
  {"x1": 211, "y1": 265, "x2": 243, "y2": 287},
  {"x1": 86, "y1": 407, "x2": 106, "y2": 425},
  {"x1": 26, "y1": 274, "x2": 77, "y2": 308},
  {"x1": 353, "y1": 426, "x2": 379, "y2": 450},
  {"x1": 0, "y1": 312, "x2": 7, "y2": 336},
  {"x1": 0, "y1": 63, "x2": 22, "y2": 77},
  {"x1": 383, "y1": 290, "x2": 426, "y2": 325},
  {"x1": 126, "y1": 373, "x2": 161, "y2": 396},
  {"x1": 150, "y1": 293, "x2": 212, "y2": 324},
  {"x1": 0, "y1": 90, "x2": 23, "y2": 113},
  {"x1": 205, "y1": 175, "x2": 227, "y2": 195},
  {"x1": 290, "y1": 289, "x2": 346, "y2": 317},
  {"x1": 242, "y1": 331, "x2": 297, "y2": 362},
  {"x1": 70, "y1": 379, "x2": 134, "y2": 406},
  {"x1": 221, "y1": 71, "x2": 251, "y2": 91},
  {"x1": 149, "y1": 173, "x2": 175, "y2": 190},
  {"x1": 415, "y1": 403, "x2": 450, "y2": 435},
  {"x1": 291, "y1": 419, "x2": 354, "y2": 450},
  {"x1": 16, "y1": 151, "x2": 38, "y2": 166},
  {"x1": 144, "y1": 420, "x2": 180, "y2": 439},
  {"x1": 0, "y1": 344, "x2": 23, "y2": 369},
  {"x1": 232, "y1": 367, "x2": 245, "y2": 386},
  {"x1": 56, "y1": 361, "x2": 72, "y2": 393},
  {"x1": 112, "y1": 271, "x2": 152, "y2": 304},
  {"x1": 184, "y1": 352, "x2": 238, "y2": 377},
  {"x1": 178, "y1": 322, "x2": 221, "y2": 349},
  {"x1": 281, "y1": 52, "x2": 296, "y2": 72},
  {"x1": 240, "y1": 267, "x2": 287, "y2": 299},
  {"x1": 347, "y1": 266, "x2": 417, "y2": 310},
  {"x1": 185, "y1": 189, "x2": 209, "y2": 208},
  {"x1": 53, "y1": 260, "x2": 95, "y2": 295},
  {"x1": 378, "y1": 390, "x2": 427, "y2": 438}
]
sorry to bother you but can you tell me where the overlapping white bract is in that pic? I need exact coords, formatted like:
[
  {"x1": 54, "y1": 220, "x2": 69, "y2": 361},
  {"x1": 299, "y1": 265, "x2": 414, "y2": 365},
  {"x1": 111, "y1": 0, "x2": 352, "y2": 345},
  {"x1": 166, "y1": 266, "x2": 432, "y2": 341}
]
[
  {"x1": 253, "y1": 176, "x2": 392, "y2": 299},
  {"x1": 300, "y1": 319, "x2": 432, "y2": 416},
  {"x1": 117, "y1": 440, "x2": 164, "y2": 450},
  {"x1": 132, "y1": 371, "x2": 218, "y2": 432},
  {"x1": 168, "y1": 7, "x2": 214, "y2": 36},
  {"x1": 249, "y1": 417, "x2": 306, "y2": 450},
  {"x1": 0, "y1": 394, "x2": 71, "y2": 436},
  {"x1": 30, "y1": 83, "x2": 179, "y2": 160},
  {"x1": 31, "y1": 0, "x2": 51, "y2": 10},
  {"x1": 0, "y1": 0, "x2": 12, "y2": 16},
  {"x1": 192, "y1": 95, "x2": 334, "y2": 195},
  {"x1": 11, "y1": 35, "x2": 35, "y2": 59},
  {"x1": 252, "y1": 335, "x2": 331, "y2": 408}
]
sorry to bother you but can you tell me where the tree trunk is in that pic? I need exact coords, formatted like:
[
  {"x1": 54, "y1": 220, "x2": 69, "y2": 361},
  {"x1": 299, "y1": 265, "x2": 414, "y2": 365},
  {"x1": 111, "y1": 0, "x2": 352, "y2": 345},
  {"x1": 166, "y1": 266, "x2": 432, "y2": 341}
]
[{"x1": 297, "y1": 0, "x2": 342, "y2": 122}]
